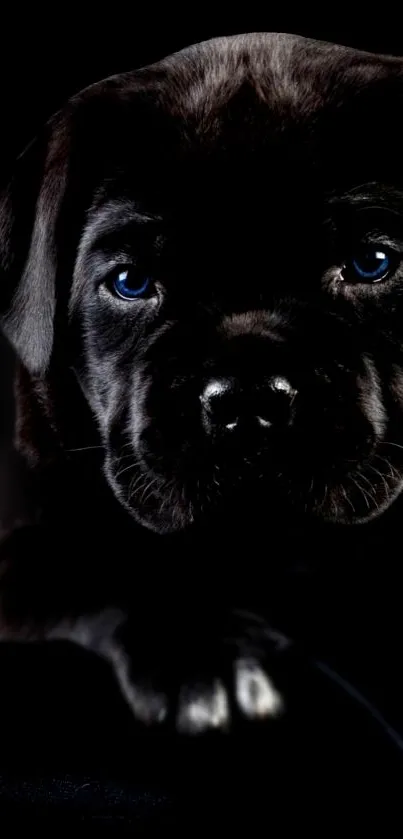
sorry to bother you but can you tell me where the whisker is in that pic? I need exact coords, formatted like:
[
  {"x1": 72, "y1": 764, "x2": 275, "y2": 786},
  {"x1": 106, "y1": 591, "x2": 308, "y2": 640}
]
[
  {"x1": 114, "y1": 452, "x2": 137, "y2": 470},
  {"x1": 340, "y1": 483, "x2": 356, "y2": 514},
  {"x1": 128, "y1": 471, "x2": 148, "y2": 503},
  {"x1": 380, "y1": 441, "x2": 403, "y2": 453},
  {"x1": 350, "y1": 475, "x2": 371, "y2": 510},
  {"x1": 140, "y1": 475, "x2": 161, "y2": 506},
  {"x1": 373, "y1": 454, "x2": 400, "y2": 482},
  {"x1": 116, "y1": 461, "x2": 138, "y2": 480},
  {"x1": 65, "y1": 445, "x2": 103, "y2": 453},
  {"x1": 366, "y1": 463, "x2": 390, "y2": 496},
  {"x1": 357, "y1": 471, "x2": 377, "y2": 494}
]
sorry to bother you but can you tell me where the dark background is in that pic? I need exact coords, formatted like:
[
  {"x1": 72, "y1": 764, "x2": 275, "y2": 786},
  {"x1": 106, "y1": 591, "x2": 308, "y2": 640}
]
[{"x1": 0, "y1": 11, "x2": 402, "y2": 825}]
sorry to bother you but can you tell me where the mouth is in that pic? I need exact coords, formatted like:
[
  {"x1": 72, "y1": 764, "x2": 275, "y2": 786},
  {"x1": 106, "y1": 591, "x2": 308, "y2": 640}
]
[
  {"x1": 312, "y1": 441, "x2": 403, "y2": 524},
  {"x1": 103, "y1": 425, "x2": 403, "y2": 534}
]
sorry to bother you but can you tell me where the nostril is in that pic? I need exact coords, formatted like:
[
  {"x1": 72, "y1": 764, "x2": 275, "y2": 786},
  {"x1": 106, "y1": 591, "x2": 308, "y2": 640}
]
[
  {"x1": 269, "y1": 376, "x2": 297, "y2": 399},
  {"x1": 256, "y1": 416, "x2": 272, "y2": 429},
  {"x1": 200, "y1": 377, "x2": 237, "y2": 410},
  {"x1": 200, "y1": 377, "x2": 240, "y2": 431},
  {"x1": 224, "y1": 420, "x2": 238, "y2": 431},
  {"x1": 258, "y1": 376, "x2": 298, "y2": 428}
]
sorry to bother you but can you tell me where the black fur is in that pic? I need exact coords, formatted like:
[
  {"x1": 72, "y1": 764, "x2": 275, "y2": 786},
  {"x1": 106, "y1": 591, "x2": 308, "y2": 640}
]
[{"x1": 1, "y1": 33, "x2": 403, "y2": 732}]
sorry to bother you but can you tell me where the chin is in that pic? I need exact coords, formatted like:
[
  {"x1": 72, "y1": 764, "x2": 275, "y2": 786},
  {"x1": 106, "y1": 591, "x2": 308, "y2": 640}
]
[{"x1": 102, "y1": 431, "x2": 403, "y2": 535}]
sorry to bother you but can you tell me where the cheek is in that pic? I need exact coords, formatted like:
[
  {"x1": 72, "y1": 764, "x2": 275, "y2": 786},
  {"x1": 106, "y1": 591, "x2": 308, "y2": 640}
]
[
  {"x1": 389, "y1": 364, "x2": 403, "y2": 409},
  {"x1": 356, "y1": 355, "x2": 387, "y2": 441},
  {"x1": 128, "y1": 366, "x2": 153, "y2": 447},
  {"x1": 78, "y1": 347, "x2": 130, "y2": 439},
  {"x1": 79, "y1": 310, "x2": 148, "y2": 429},
  {"x1": 98, "y1": 363, "x2": 156, "y2": 466}
]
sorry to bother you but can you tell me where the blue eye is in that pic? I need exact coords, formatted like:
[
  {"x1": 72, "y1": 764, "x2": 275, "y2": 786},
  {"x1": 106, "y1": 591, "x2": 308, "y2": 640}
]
[
  {"x1": 348, "y1": 248, "x2": 391, "y2": 283},
  {"x1": 112, "y1": 268, "x2": 151, "y2": 300}
]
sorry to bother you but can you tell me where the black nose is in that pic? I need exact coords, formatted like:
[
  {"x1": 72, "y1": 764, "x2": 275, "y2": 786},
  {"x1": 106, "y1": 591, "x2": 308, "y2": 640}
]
[{"x1": 200, "y1": 376, "x2": 297, "y2": 435}]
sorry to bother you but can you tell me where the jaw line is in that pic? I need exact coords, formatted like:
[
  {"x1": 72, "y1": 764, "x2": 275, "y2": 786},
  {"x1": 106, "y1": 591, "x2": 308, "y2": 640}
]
[
  {"x1": 103, "y1": 452, "x2": 196, "y2": 533},
  {"x1": 316, "y1": 456, "x2": 403, "y2": 525}
]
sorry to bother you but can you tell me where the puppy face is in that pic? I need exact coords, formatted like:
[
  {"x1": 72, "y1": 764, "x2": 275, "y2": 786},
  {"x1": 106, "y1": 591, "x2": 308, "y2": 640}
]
[{"x1": 3, "y1": 34, "x2": 403, "y2": 533}]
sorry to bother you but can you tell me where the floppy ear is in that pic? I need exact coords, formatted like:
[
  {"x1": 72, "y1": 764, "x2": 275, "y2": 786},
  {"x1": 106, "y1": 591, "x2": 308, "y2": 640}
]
[{"x1": 0, "y1": 120, "x2": 70, "y2": 375}]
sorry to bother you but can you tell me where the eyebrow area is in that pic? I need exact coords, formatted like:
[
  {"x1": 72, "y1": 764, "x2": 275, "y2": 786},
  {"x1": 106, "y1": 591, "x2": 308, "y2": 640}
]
[
  {"x1": 328, "y1": 182, "x2": 403, "y2": 213},
  {"x1": 84, "y1": 200, "x2": 164, "y2": 254}
]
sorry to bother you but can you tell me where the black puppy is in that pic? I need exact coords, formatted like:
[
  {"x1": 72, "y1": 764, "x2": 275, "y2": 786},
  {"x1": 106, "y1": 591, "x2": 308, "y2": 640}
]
[{"x1": 1, "y1": 33, "x2": 403, "y2": 733}]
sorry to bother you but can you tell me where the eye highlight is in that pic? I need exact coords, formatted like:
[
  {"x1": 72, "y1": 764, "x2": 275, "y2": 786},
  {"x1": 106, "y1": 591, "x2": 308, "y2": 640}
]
[
  {"x1": 342, "y1": 246, "x2": 392, "y2": 284},
  {"x1": 111, "y1": 268, "x2": 151, "y2": 300}
]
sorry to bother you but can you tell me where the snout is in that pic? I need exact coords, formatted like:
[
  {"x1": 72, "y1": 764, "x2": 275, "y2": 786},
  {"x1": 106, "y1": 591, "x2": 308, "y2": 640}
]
[
  {"x1": 110, "y1": 315, "x2": 399, "y2": 533},
  {"x1": 199, "y1": 375, "x2": 297, "y2": 437}
]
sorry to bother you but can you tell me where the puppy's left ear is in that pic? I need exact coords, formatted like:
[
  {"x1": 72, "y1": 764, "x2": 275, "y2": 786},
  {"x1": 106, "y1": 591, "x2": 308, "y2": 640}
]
[{"x1": 0, "y1": 120, "x2": 70, "y2": 375}]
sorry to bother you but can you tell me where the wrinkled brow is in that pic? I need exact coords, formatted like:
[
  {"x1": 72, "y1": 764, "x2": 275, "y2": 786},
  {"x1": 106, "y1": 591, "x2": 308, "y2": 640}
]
[
  {"x1": 328, "y1": 182, "x2": 403, "y2": 214},
  {"x1": 82, "y1": 200, "x2": 163, "y2": 251}
]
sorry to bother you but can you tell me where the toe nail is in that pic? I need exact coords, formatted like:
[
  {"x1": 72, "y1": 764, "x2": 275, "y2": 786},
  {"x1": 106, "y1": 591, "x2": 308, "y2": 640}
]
[
  {"x1": 235, "y1": 658, "x2": 283, "y2": 719},
  {"x1": 177, "y1": 680, "x2": 230, "y2": 734}
]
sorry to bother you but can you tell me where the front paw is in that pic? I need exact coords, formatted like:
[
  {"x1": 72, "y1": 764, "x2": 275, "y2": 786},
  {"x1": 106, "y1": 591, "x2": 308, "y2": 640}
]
[
  {"x1": 105, "y1": 612, "x2": 291, "y2": 734},
  {"x1": 176, "y1": 655, "x2": 284, "y2": 734}
]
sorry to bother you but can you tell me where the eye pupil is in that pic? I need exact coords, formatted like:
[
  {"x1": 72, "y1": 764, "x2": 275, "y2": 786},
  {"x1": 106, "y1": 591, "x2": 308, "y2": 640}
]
[
  {"x1": 350, "y1": 248, "x2": 390, "y2": 283},
  {"x1": 112, "y1": 268, "x2": 150, "y2": 299}
]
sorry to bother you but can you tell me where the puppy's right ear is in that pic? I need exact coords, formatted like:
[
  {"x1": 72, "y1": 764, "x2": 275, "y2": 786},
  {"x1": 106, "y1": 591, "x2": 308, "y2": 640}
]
[{"x1": 0, "y1": 121, "x2": 70, "y2": 375}]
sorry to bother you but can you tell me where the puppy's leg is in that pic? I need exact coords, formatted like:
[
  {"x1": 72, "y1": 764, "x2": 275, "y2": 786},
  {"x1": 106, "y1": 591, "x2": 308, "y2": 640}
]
[
  {"x1": 0, "y1": 524, "x2": 178, "y2": 726},
  {"x1": 0, "y1": 527, "x2": 293, "y2": 733},
  {"x1": 0, "y1": 524, "x2": 126, "y2": 666}
]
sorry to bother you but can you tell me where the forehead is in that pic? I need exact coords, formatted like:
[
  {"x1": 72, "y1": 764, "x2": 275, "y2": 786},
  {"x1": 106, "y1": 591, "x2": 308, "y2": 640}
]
[{"x1": 72, "y1": 34, "x2": 403, "y2": 220}]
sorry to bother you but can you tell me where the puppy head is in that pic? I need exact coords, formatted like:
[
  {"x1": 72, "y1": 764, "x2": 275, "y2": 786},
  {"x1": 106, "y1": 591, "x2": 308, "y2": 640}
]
[{"x1": 2, "y1": 33, "x2": 403, "y2": 533}]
